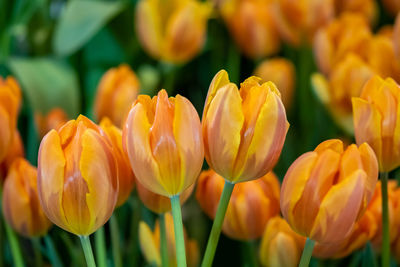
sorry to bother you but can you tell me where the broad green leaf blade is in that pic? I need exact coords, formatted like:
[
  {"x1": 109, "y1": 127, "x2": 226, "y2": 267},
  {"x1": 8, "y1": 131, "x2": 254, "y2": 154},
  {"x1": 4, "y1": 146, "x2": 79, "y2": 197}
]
[
  {"x1": 53, "y1": 0, "x2": 126, "y2": 56},
  {"x1": 8, "y1": 57, "x2": 80, "y2": 117}
]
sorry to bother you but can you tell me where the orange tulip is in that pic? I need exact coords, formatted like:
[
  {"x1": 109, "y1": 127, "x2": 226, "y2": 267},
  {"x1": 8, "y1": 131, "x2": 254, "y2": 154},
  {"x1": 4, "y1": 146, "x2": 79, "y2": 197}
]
[
  {"x1": 259, "y1": 216, "x2": 306, "y2": 267},
  {"x1": 100, "y1": 117, "x2": 135, "y2": 207},
  {"x1": 0, "y1": 130, "x2": 24, "y2": 181},
  {"x1": 254, "y1": 58, "x2": 295, "y2": 109},
  {"x1": 218, "y1": 0, "x2": 280, "y2": 58},
  {"x1": 2, "y1": 158, "x2": 52, "y2": 237},
  {"x1": 123, "y1": 89, "x2": 204, "y2": 197},
  {"x1": 0, "y1": 76, "x2": 21, "y2": 162},
  {"x1": 135, "y1": 0, "x2": 211, "y2": 64},
  {"x1": 37, "y1": 115, "x2": 118, "y2": 236},
  {"x1": 390, "y1": 185, "x2": 400, "y2": 263},
  {"x1": 333, "y1": 0, "x2": 377, "y2": 25},
  {"x1": 202, "y1": 70, "x2": 289, "y2": 183},
  {"x1": 196, "y1": 169, "x2": 280, "y2": 240},
  {"x1": 139, "y1": 213, "x2": 199, "y2": 267},
  {"x1": 94, "y1": 64, "x2": 140, "y2": 127},
  {"x1": 352, "y1": 75, "x2": 400, "y2": 172},
  {"x1": 394, "y1": 13, "x2": 400, "y2": 64},
  {"x1": 281, "y1": 139, "x2": 378, "y2": 243},
  {"x1": 382, "y1": 0, "x2": 400, "y2": 16},
  {"x1": 35, "y1": 108, "x2": 69, "y2": 138}
]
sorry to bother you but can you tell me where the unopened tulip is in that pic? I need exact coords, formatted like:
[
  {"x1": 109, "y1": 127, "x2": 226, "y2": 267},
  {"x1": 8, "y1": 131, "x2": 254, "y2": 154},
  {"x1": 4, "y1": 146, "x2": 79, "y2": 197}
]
[
  {"x1": 219, "y1": 0, "x2": 280, "y2": 58},
  {"x1": 0, "y1": 76, "x2": 21, "y2": 162},
  {"x1": 100, "y1": 117, "x2": 134, "y2": 207},
  {"x1": 0, "y1": 130, "x2": 24, "y2": 181},
  {"x1": 254, "y1": 58, "x2": 295, "y2": 109},
  {"x1": 196, "y1": 169, "x2": 280, "y2": 240},
  {"x1": 94, "y1": 64, "x2": 140, "y2": 127},
  {"x1": 35, "y1": 108, "x2": 69, "y2": 138},
  {"x1": 135, "y1": 0, "x2": 211, "y2": 63},
  {"x1": 139, "y1": 213, "x2": 199, "y2": 267},
  {"x1": 259, "y1": 216, "x2": 306, "y2": 267},
  {"x1": 38, "y1": 115, "x2": 118, "y2": 236},
  {"x1": 382, "y1": 0, "x2": 400, "y2": 16},
  {"x1": 202, "y1": 70, "x2": 288, "y2": 183},
  {"x1": 333, "y1": 0, "x2": 377, "y2": 25},
  {"x1": 352, "y1": 75, "x2": 400, "y2": 172},
  {"x1": 3, "y1": 158, "x2": 52, "y2": 237},
  {"x1": 281, "y1": 139, "x2": 378, "y2": 244}
]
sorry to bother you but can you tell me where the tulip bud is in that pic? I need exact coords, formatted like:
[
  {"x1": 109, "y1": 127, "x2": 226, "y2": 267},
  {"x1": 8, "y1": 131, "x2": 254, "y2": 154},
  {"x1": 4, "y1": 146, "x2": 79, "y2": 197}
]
[
  {"x1": 35, "y1": 108, "x2": 69, "y2": 138},
  {"x1": 0, "y1": 76, "x2": 21, "y2": 162},
  {"x1": 139, "y1": 213, "x2": 199, "y2": 267},
  {"x1": 259, "y1": 216, "x2": 306, "y2": 267},
  {"x1": 100, "y1": 117, "x2": 135, "y2": 207},
  {"x1": 333, "y1": 0, "x2": 377, "y2": 25},
  {"x1": 196, "y1": 169, "x2": 280, "y2": 240},
  {"x1": 352, "y1": 75, "x2": 400, "y2": 172},
  {"x1": 135, "y1": 0, "x2": 211, "y2": 63},
  {"x1": 202, "y1": 70, "x2": 289, "y2": 183},
  {"x1": 3, "y1": 158, "x2": 52, "y2": 237},
  {"x1": 38, "y1": 115, "x2": 118, "y2": 236},
  {"x1": 281, "y1": 139, "x2": 378, "y2": 243},
  {"x1": 0, "y1": 130, "x2": 24, "y2": 181},
  {"x1": 123, "y1": 90, "x2": 204, "y2": 197},
  {"x1": 94, "y1": 64, "x2": 140, "y2": 127},
  {"x1": 219, "y1": 0, "x2": 280, "y2": 58},
  {"x1": 254, "y1": 58, "x2": 295, "y2": 109}
]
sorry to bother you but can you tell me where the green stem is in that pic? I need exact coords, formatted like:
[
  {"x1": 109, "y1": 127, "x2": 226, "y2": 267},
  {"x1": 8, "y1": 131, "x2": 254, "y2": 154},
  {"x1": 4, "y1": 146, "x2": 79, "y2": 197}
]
[
  {"x1": 159, "y1": 213, "x2": 169, "y2": 267},
  {"x1": 44, "y1": 235, "x2": 63, "y2": 267},
  {"x1": 110, "y1": 215, "x2": 122, "y2": 267},
  {"x1": 127, "y1": 195, "x2": 140, "y2": 266},
  {"x1": 4, "y1": 221, "x2": 24, "y2": 267},
  {"x1": 242, "y1": 241, "x2": 258, "y2": 267},
  {"x1": 79, "y1": 236, "x2": 96, "y2": 267},
  {"x1": 299, "y1": 238, "x2": 315, "y2": 267},
  {"x1": 170, "y1": 195, "x2": 187, "y2": 267},
  {"x1": 381, "y1": 171, "x2": 390, "y2": 267},
  {"x1": 94, "y1": 227, "x2": 107, "y2": 267},
  {"x1": 32, "y1": 238, "x2": 43, "y2": 267},
  {"x1": 201, "y1": 181, "x2": 235, "y2": 267}
]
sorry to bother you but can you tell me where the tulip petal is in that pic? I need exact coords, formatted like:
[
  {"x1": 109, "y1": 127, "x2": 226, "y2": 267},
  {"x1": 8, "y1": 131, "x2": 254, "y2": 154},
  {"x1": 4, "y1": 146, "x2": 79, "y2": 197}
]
[
  {"x1": 202, "y1": 69, "x2": 230, "y2": 118},
  {"x1": 139, "y1": 222, "x2": 161, "y2": 266}
]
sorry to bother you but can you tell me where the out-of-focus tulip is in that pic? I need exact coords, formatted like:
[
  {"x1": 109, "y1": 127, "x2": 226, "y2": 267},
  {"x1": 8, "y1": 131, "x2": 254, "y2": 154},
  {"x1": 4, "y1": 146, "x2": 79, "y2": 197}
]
[
  {"x1": 0, "y1": 76, "x2": 21, "y2": 162},
  {"x1": 382, "y1": 0, "x2": 400, "y2": 16},
  {"x1": 37, "y1": 115, "x2": 118, "y2": 236},
  {"x1": 35, "y1": 108, "x2": 69, "y2": 138},
  {"x1": 0, "y1": 130, "x2": 24, "y2": 181},
  {"x1": 352, "y1": 75, "x2": 400, "y2": 172},
  {"x1": 333, "y1": 0, "x2": 377, "y2": 25},
  {"x1": 100, "y1": 117, "x2": 135, "y2": 207},
  {"x1": 390, "y1": 185, "x2": 400, "y2": 263},
  {"x1": 259, "y1": 216, "x2": 306, "y2": 267},
  {"x1": 196, "y1": 169, "x2": 280, "y2": 240},
  {"x1": 139, "y1": 213, "x2": 199, "y2": 267},
  {"x1": 135, "y1": 0, "x2": 211, "y2": 64},
  {"x1": 123, "y1": 90, "x2": 204, "y2": 197},
  {"x1": 281, "y1": 139, "x2": 378, "y2": 244},
  {"x1": 218, "y1": 0, "x2": 280, "y2": 58},
  {"x1": 94, "y1": 64, "x2": 140, "y2": 128},
  {"x1": 136, "y1": 179, "x2": 194, "y2": 214},
  {"x1": 394, "y1": 14, "x2": 400, "y2": 64},
  {"x1": 272, "y1": 0, "x2": 334, "y2": 46},
  {"x1": 254, "y1": 58, "x2": 295, "y2": 109},
  {"x1": 313, "y1": 13, "x2": 371, "y2": 75},
  {"x1": 3, "y1": 158, "x2": 52, "y2": 237},
  {"x1": 202, "y1": 70, "x2": 289, "y2": 183}
]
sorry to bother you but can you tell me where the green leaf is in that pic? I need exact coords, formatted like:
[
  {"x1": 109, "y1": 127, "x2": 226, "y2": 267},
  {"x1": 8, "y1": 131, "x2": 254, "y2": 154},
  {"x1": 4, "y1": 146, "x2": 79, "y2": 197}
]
[
  {"x1": 8, "y1": 57, "x2": 80, "y2": 117},
  {"x1": 53, "y1": 0, "x2": 126, "y2": 56}
]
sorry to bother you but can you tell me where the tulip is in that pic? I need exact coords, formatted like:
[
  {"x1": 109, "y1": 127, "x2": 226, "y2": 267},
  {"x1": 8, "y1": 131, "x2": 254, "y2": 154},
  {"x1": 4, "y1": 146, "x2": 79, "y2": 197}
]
[
  {"x1": 382, "y1": 0, "x2": 400, "y2": 16},
  {"x1": 254, "y1": 58, "x2": 295, "y2": 109},
  {"x1": 259, "y1": 216, "x2": 306, "y2": 267},
  {"x1": 0, "y1": 130, "x2": 24, "y2": 181},
  {"x1": 218, "y1": 0, "x2": 280, "y2": 58},
  {"x1": 94, "y1": 64, "x2": 140, "y2": 128},
  {"x1": 333, "y1": 0, "x2": 377, "y2": 25},
  {"x1": 3, "y1": 158, "x2": 52, "y2": 237},
  {"x1": 391, "y1": 185, "x2": 400, "y2": 264},
  {"x1": 135, "y1": 0, "x2": 211, "y2": 64},
  {"x1": 196, "y1": 169, "x2": 280, "y2": 240},
  {"x1": 394, "y1": 13, "x2": 400, "y2": 65},
  {"x1": 0, "y1": 76, "x2": 21, "y2": 162},
  {"x1": 35, "y1": 108, "x2": 69, "y2": 138},
  {"x1": 139, "y1": 213, "x2": 199, "y2": 267}
]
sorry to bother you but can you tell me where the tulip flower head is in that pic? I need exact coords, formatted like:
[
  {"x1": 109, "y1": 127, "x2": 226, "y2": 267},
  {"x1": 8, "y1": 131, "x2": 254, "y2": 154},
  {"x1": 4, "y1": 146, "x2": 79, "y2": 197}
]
[
  {"x1": 333, "y1": 0, "x2": 377, "y2": 25},
  {"x1": 3, "y1": 158, "x2": 52, "y2": 237},
  {"x1": 202, "y1": 70, "x2": 289, "y2": 183},
  {"x1": 38, "y1": 115, "x2": 118, "y2": 236},
  {"x1": 0, "y1": 130, "x2": 24, "y2": 181},
  {"x1": 281, "y1": 139, "x2": 378, "y2": 244}
]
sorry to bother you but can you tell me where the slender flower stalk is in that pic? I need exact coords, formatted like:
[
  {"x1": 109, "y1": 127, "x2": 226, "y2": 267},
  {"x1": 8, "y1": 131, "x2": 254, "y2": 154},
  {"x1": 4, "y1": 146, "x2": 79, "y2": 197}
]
[
  {"x1": 201, "y1": 181, "x2": 235, "y2": 267},
  {"x1": 381, "y1": 172, "x2": 390, "y2": 267},
  {"x1": 94, "y1": 228, "x2": 107, "y2": 267},
  {"x1": 299, "y1": 238, "x2": 315, "y2": 267},
  {"x1": 32, "y1": 238, "x2": 43, "y2": 267},
  {"x1": 159, "y1": 213, "x2": 169, "y2": 267},
  {"x1": 170, "y1": 195, "x2": 187, "y2": 267},
  {"x1": 110, "y1": 215, "x2": 122, "y2": 267},
  {"x1": 44, "y1": 235, "x2": 63, "y2": 267},
  {"x1": 80, "y1": 236, "x2": 96, "y2": 267},
  {"x1": 4, "y1": 221, "x2": 24, "y2": 267}
]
